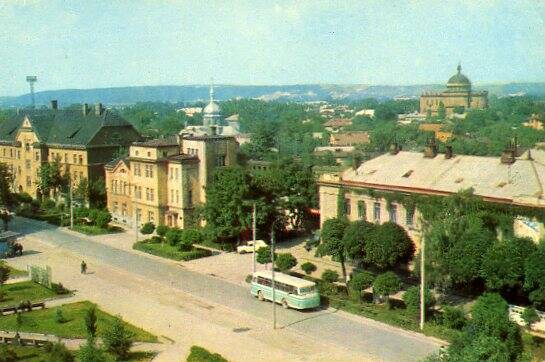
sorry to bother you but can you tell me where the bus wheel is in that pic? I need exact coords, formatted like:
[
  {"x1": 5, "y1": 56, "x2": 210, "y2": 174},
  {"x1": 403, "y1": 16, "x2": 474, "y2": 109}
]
[
  {"x1": 257, "y1": 291, "x2": 264, "y2": 301},
  {"x1": 282, "y1": 299, "x2": 289, "y2": 309}
]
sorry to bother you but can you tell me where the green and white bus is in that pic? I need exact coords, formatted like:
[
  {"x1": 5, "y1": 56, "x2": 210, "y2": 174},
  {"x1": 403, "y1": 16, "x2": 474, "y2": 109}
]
[{"x1": 251, "y1": 270, "x2": 320, "y2": 310}]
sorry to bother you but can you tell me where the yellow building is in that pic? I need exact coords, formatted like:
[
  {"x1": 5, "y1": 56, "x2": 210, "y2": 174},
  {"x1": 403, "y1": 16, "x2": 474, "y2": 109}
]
[
  {"x1": 105, "y1": 132, "x2": 239, "y2": 229},
  {"x1": 420, "y1": 65, "x2": 488, "y2": 117},
  {"x1": 0, "y1": 101, "x2": 140, "y2": 198},
  {"x1": 318, "y1": 146, "x2": 545, "y2": 250}
]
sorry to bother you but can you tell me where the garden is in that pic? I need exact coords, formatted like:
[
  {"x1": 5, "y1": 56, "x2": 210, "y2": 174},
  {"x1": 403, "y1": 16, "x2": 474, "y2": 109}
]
[{"x1": 133, "y1": 223, "x2": 212, "y2": 262}]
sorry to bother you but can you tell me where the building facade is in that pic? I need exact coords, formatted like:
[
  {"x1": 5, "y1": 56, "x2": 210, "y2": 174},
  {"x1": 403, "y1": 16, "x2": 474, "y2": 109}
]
[
  {"x1": 318, "y1": 145, "x2": 545, "y2": 250},
  {"x1": 420, "y1": 65, "x2": 488, "y2": 116},
  {"x1": 0, "y1": 101, "x2": 140, "y2": 198}
]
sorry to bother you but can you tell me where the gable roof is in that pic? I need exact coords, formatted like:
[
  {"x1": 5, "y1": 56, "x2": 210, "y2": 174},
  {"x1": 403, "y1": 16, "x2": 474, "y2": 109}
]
[
  {"x1": 330, "y1": 132, "x2": 370, "y2": 146},
  {"x1": 0, "y1": 108, "x2": 137, "y2": 148},
  {"x1": 324, "y1": 118, "x2": 352, "y2": 128}
]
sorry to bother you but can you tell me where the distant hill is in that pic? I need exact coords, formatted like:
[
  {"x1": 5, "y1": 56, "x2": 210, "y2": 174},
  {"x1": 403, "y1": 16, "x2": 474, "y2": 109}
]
[{"x1": 1, "y1": 82, "x2": 544, "y2": 107}]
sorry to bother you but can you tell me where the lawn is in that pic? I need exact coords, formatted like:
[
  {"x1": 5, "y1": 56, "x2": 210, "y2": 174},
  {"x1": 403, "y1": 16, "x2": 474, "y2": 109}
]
[
  {"x1": 1, "y1": 345, "x2": 157, "y2": 362},
  {"x1": 134, "y1": 240, "x2": 212, "y2": 261},
  {"x1": 71, "y1": 224, "x2": 124, "y2": 235},
  {"x1": 0, "y1": 301, "x2": 157, "y2": 343},
  {"x1": 6, "y1": 264, "x2": 28, "y2": 278},
  {"x1": 187, "y1": 345, "x2": 228, "y2": 362},
  {"x1": 0, "y1": 281, "x2": 59, "y2": 307}
]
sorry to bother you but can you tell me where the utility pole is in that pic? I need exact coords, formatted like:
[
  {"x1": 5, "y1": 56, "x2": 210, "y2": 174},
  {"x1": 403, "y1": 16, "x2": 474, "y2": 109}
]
[
  {"x1": 134, "y1": 202, "x2": 138, "y2": 243},
  {"x1": 69, "y1": 180, "x2": 74, "y2": 229},
  {"x1": 271, "y1": 222, "x2": 277, "y2": 330},
  {"x1": 420, "y1": 236, "x2": 425, "y2": 330},
  {"x1": 252, "y1": 203, "x2": 256, "y2": 273}
]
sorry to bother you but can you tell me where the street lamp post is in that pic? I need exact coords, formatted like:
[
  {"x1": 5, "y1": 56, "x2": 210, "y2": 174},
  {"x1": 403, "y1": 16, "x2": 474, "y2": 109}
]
[
  {"x1": 271, "y1": 222, "x2": 277, "y2": 330},
  {"x1": 69, "y1": 180, "x2": 74, "y2": 229},
  {"x1": 420, "y1": 236, "x2": 425, "y2": 330},
  {"x1": 252, "y1": 203, "x2": 256, "y2": 273}
]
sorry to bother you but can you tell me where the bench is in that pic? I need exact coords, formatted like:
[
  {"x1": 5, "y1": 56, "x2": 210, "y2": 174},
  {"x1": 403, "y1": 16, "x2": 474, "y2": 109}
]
[
  {"x1": 0, "y1": 335, "x2": 48, "y2": 347},
  {"x1": 0, "y1": 302, "x2": 46, "y2": 315}
]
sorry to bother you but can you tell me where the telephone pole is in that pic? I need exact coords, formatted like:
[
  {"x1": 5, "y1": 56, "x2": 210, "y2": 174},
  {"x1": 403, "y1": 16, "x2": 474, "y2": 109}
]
[
  {"x1": 420, "y1": 236, "x2": 425, "y2": 330},
  {"x1": 252, "y1": 203, "x2": 257, "y2": 273},
  {"x1": 271, "y1": 222, "x2": 277, "y2": 330},
  {"x1": 69, "y1": 181, "x2": 74, "y2": 229}
]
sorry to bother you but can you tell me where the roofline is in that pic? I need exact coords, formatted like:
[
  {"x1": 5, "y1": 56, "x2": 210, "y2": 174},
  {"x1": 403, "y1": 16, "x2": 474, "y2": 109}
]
[{"x1": 317, "y1": 178, "x2": 545, "y2": 208}]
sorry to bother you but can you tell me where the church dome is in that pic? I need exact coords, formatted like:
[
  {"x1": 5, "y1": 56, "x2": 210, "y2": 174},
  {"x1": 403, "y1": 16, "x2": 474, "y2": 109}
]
[
  {"x1": 446, "y1": 64, "x2": 471, "y2": 91},
  {"x1": 203, "y1": 100, "x2": 220, "y2": 115}
]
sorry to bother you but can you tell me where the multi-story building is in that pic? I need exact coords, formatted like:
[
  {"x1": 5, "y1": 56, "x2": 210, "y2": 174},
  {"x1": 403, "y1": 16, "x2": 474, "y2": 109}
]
[
  {"x1": 105, "y1": 88, "x2": 239, "y2": 228},
  {"x1": 420, "y1": 64, "x2": 488, "y2": 117},
  {"x1": 318, "y1": 143, "x2": 545, "y2": 249},
  {"x1": 0, "y1": 101, "x2": 140, "y2": 198}
]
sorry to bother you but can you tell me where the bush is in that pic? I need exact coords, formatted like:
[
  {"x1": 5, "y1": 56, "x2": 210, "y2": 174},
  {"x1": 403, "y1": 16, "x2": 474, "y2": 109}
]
[
  {"x1": 51, "y1": 282, "x2": 70, "y2": 295},
  {"x1": 322, "y1": 269, "x2": 339, "y2": 283},
  {"x1": 275, "y1": 253, "x2": 297, "y2": 272},
  {"x1": 30, "y1": 199, "x2": 41, "y2": 212},
  {"x1": 179, "y1": 249, "x2": 212, "y2": 261},
  {"x1": 156, "y1": 224, "x2": 170, "y2": 239},
  {"x1": 88, "y1": 209, "x2": 100, "y2": 225},
  {"x1": 0, "y1": 344, "x2": 17, "y2": 362},
  {"x1": 55, "y1": 308, "x2": 65, "y2": 324},
  {"x1": 41, "y1": 199, "x2": 56, "y2": 210},
  {"x1": 102, "y1": 316, "x2": 134, "y2": 359},
  {"x1": 521, "y1": 306, "x2": 539, "y2": 328},
  {"x1": 165, "y1": 228, "x2": 182, "y2": 246},
  {"x1": 77, "y1": 337, "x2": 113, "y2": 362},
  {"x1": 187, "y1": 346, "x2": 228, "y2": 362},
  {"x1": 140, "y1": 222, "x2": 155, "y2": 235},
  {"x1": 349, "y1": 271, "x2": 374, "y2": 301},
  {"x1": 373, "y1": 272, "x2": 401, "y2": 307},
  {"x1": 441, "y1": 306, "x2": 466, "y2": 330},
  {"x1": 256, "y1": 246, "x2": 272, "y2": 266},
  {"x1": 301, "y1": 262, "x2": 317, "y2": 275},
  {"x1": 16, "y1": 192, "x2": 33, "y2": 204},
  {"x1": 94, "y1": 210, "x2": 111, "y2": 229},
  {"x1": 74, "y1": 207, "x2": 90, "y2": 219},
  {"x1": 402, "y1": 286, "x2": 435, "y2": 317},
  {"x1": 45, "y1": 341, "x2": 74, "y2": 362},
  {"x1": 180, "y1": 228, "x2": 202, "y2": 251},
  {"x1": 364, "y1": 222, "x2": 414, "y2": 270}
]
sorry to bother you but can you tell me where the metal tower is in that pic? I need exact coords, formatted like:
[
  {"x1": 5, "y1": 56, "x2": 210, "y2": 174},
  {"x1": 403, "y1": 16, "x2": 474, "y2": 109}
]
[{"x1": 26, "y1": 76, "x2": 37, "y2": 108}]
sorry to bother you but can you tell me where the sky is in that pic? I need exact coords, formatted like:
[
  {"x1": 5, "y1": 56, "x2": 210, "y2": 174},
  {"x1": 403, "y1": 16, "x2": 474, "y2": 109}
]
[{"x1": 1, "y1": 0, "x2": 544, "y2": 96}]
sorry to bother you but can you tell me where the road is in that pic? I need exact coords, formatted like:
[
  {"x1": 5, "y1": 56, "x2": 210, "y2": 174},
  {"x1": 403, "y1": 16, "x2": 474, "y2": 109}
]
[{"x1": 9, "y1": 217, "x2": 441, "y2": 361}]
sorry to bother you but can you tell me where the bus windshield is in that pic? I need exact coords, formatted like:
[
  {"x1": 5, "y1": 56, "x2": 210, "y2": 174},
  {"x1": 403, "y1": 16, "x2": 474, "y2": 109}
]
[{"x1": 298, "y1": 286, "x2": 316, "y2": 294}]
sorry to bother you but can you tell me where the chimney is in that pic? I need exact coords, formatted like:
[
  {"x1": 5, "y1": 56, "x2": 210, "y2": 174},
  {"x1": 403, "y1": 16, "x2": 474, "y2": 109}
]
[
  {"x1": 445, "y1": 145, "x2": 453, "y2": 159},
  {"x1": 50, "y1": 100, "x2": 58, "y2": 110},
  {"x1": 389, "y1": 142, "x2": 401, "y2": 155},
  {"x1": 424, "y1": 137, "x2": 438, "y2": 158},
  {"x1": 82, "y1": 103, "x2": 89, "y2": 116},
  {"x1": 351, "y1": 152, "x2": 362, "y2": 170},
  {"x1": 94, "y1": 103, "x2": 103, "y2": 116},
  {"x1": 501, "y1": 142, "x2": 516, "y2": 164},
  {"x1": 210, "y1": 125, "x2": 217, "y2": 136}
]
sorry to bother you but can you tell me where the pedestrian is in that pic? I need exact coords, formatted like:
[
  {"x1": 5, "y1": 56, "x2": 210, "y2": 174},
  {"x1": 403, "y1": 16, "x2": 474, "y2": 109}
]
[{"x1": 81, "y1": 260, "x2": 87, "y2": 274}]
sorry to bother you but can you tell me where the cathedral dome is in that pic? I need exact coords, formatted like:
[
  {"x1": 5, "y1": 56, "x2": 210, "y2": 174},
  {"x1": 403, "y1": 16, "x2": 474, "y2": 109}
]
[
  {"x1": 203, "y1": 100, "x2": 220, "y2": 115},
  {"x1": 446, "y1": 64, "x2": 471, "y2": 92}
]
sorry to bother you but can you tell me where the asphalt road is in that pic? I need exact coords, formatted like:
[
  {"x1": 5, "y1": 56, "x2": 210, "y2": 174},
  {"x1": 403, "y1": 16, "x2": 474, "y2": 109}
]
[{"x1": 12, "y1": 217, "x2": 441, "y2": 361}]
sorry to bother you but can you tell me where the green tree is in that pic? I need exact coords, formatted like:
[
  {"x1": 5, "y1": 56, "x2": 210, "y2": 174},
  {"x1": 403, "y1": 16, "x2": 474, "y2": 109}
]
[
  {"x1": 37, "y1": 160, "x2": 67, "y2": 199},
  {"x1": 0, "y1": 344, "x2": 17, "y2": 362},
  {"x1": 349, "y1": 271, "x2": 374, "y2": 301},
  {"x1": 102, "y1": 316, "x2": 134, "y2": 360},
  {"x1": 301, "y1": 262, "x2": 317, "y2": 275},
  {"x1": 0, "y1": 164, "x2": 14, "y2": 207},
  {"x1": 321, "y1": 269, "x2": 339, "y2": 283},
  {"x1": 440, "y1": 306, "x2": 466, "y2": 330},
  {"x1": 0, "y1": 261, "x2": 11, "y2": 288},
  {"x1": 364, "y1": 222, "x2": 414, "y2": 270},
  {"x1": 55, "y1": 308, "x2": 65, "y2": 324},
  {"x1": 0, "y1": 211, "x2": 12, "y2": 231},
  {"x1": 402, "y1": 285, "x2": 435, "y2": 318},
  {"x1": 180, "y1": 228, "x2": 202, "y2": 251},
  {"x1": 450, "y1": 335, "x2": 511, "y2": 362},
  {"x1": 256, "y1": 246, "x2": 272, "y2": 268},
  {"x1": 156, "y1": 225, "x2": 169, "y2": 240},
  {"x1": 437, "y1": 102, "x2": 446, "y2": 120},
  {"x1": 84, "y1": 307, "x2": 97, "y2": 338},
  {"x1": 275, "y1": 253, "x2": 297, "y2": 272},
  {"x1": 521, "y1": 307, "x2": 539, "y2": 329},
  {"x1": 318, "y1": 217, "x2": 349, "y2": 282},
  {"x1": 524, "y1": 244, "x2": 545, "y2": 309},
  {"x1": 77, "y1": 337, "x2": 113, "y2": 362},
  {"x1": 94, "y1": 210, "x2": 111, "y2": 229},
  {"x1": 140, "y1": 222, "x2": 155, "y2": 236},
  {"x1": 342, "y1": 220, "x2": 375, "y2": 261},
  {"x1": 165, "y1": 228, "x2": 182, "y2": 246},
  {"x1": 373, "y1": 272, "x2": 401, "y2": 308},
  {"x1": 45, "y1": 341, "x2": 74, "y2": 362}
]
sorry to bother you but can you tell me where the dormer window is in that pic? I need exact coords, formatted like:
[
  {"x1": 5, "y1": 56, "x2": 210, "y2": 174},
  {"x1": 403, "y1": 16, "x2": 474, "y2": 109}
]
[{"x1": 402, "y1": 170, "x2": 413, "y2": 178}]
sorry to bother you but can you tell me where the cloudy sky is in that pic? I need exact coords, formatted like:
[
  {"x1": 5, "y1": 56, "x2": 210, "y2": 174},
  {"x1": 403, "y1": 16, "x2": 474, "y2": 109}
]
[{"x1": 1, "y1": 0, "x2": 544, "y2": 96}]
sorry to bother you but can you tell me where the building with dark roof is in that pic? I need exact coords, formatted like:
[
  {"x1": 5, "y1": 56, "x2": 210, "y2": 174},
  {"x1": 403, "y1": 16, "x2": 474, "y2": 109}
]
[
  {"x1": 0, "y1": 101, "x2": 141, "y2": 198},
  {"x1": 419, "y1": 64, "x2": 488, "y2": 116}
]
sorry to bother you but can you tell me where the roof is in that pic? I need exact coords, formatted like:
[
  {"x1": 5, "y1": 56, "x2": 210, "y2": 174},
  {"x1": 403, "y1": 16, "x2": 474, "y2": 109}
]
[
  {"x1": 132, "y1": 135, "x2": 179, "y2": 147},
  {"x1": 0, "y1": 108, "x2": 138, "y2": 147},
  {"x1": 324, "y1": 118, "x2": 352, "y2": 127},
  {"x1": 225, "y1": 114, "x2": 239, "y2": 122},
  {"x1": 332, "y1": 150, "x2": 545, "y2": 207},
  {"x1": 105, "y1": 157, "x2": 129, "y2": 169},
  {"x1": 418, "y1": 123, "x2": 443, "y2": 132},
  {"x1": 252, "y1": 270, "x2": 316, "y2": 288},
  {"x1": 330, "y1": 132, "x2": 369, "y2": 146},
  {"x1": 447, "y1": 65, "x2": 471, "y2": 87},
  {"x1": 167, "y1": 154, "x2": 199, "y2": 162}
]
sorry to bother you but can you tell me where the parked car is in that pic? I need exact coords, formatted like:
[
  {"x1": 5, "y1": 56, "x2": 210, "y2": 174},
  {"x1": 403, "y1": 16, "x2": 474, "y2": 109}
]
[{"x1": 237, "y1": 240, "x2": 268, "y2": 254}]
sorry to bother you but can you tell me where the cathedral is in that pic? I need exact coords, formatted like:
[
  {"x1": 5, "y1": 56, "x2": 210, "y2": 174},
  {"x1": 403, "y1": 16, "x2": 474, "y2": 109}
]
[{"x1": 419, "y1": 65, "x2": 488, "y2": 117}]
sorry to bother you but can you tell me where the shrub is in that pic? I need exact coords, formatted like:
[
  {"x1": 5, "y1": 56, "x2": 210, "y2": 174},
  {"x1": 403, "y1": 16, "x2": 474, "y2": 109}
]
[
  {"x1": 179, "y1": 249, "x2": 212, "y2": 261},
  {"x1": 156, "y1": 224, "x2": 169, "y2": 239},
  {"x1": 0, "y1": 345, "x2": 17, "y2": 362},
  {"x1": 41, "y1": 199, "x2": 56, "y2": 210},
  {"x1": 55, "y1": 308, "x2": 65, "y2": 324},
  {"x1": 16, "y1": 192, "x2": 33, "y2": 204},
  {"x1": 256, "y1": 246, "x2": 272, "y2": 266},
  {"x1": 349, "y1": 271, "x2": 374, "y2": 301},
  {"x1": 74, "y1": 207, "x2": 90, "y2": 219},
  {"x1": 30, "y1": 199, "x2": 41, "y2": 212},
  {"x1": 88, "y1": 209, "x2": 100, "y2": 225},
  {"x1": 187, "y1": 346, "x2": 228, "y2": 362},
  {"x1": 165, "y1": 228, "x2": 182, "y2": 246},
  {"x1": 275, "y1": 253, "x2": 297, "y2": 272},
  {"x1": 44, "y1": 341, "x2": 74, "y2": 362},
  {"x1": 521, "y1": 306, "x2": 539, "y2": 328},
  {"x1": 322, "y1": 269, "x2": 339, "y2": 283},
  {"x1": 441, "y1": 306, "x2": 466, "y2": 330},
  {"x1": 85, "y1": 307, "x2": 97, "y2": 338},
  {"x1": 77, "y1": 337, "x2": 113, "y2": 362},
  {"x1": 140, "y1": 222, "x2": 155, "y2": 235},
  {"x1": 103, "y1": 316, "x2": 134, "y2": 359},
  {"x1": 180, "y1": 228, "x2": 202, "y2": 251},
  {"x1": 51, "y1": 282, "x2": 70, "y2": 295},
  {"x1": 364, "y1": 222, "x2": 414, "y2": 270},
  {"x1": 373, "y1": 271, "x2": 401, "y2": 307},
  {"x1": 402, "y1": 285, "x2": 435, "y2": 317},
  {"x1": 94, "y1": 210, "x2": 111, "y2": 229},
  {"x1": 301, "y1": 262, "x2": 317, "y2": 275}
]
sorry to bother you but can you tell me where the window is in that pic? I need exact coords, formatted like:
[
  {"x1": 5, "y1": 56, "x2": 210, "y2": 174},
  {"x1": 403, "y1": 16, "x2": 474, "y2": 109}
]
[
  {"x1": 35, "y1": 152, "x2": 39, "y2": 161},
  {"x1": 188, "y1": 190, "x2": 193, "y2": 206},
  {"x1": 135, "y1": 150, "x2": 139, "y2": 156},
  {"x1": 406, "y1": 209, "x2": 415, "y2": 227},
  {"x1": 2, "y1": 149, "x2": 5, "y2": 157},
  {"x1": 373, "y1": 202, "x2": 381, "y2": 222},
  {"x1": 113, "y1": 202, "x2": 118, "y2": 213},
  {"x1": 216, "y1": 154, "x2": 226, "y2": 167},
  {"x1": 389, "y1": 204, "x2": 397, "y2": 223},
  {"x1": 112, "y1": 180, "x2": 118, "y2": 194},
  {"x1": 147, "y1": 211, "x2": 154, "y2": 223},
  {"x1": 136, "y1": 208, "x2": 142, "y2": 223},
  {"x1": 79, "y1": 171, "x2": 83, "y2": 180},
  {"x1": 149, "y1": 166, "x2": 153, "y2": 178},
  {"x1": 175, "y1": 168, "x2": 179, "y2": 180},
  {"x1": 170, "y1": 190, "x2": 174, "y2": 203},
  {"x1": 357, "y1": 201, "x2": 366, "y2": 220},
  {"x1": 121, "y1": 203, "x2": 127, "y2": 216},
  {"x1": 134, "y1": 163, "x2": 141, "y2": 176},
  {"x1": 26, "y1": 176, "x2": 31, "y2": 187},
  {"x1": 147, "y1": 151, "x2": 151, "y2": 157},
  {"x1": 150, "y1": 189, "x2": 154, "y2": 201},
  {"x1": 175, "y1": 190, "x2": 179, "y2": 203},
  {"x1": 73, "y1": 154, "x2": 77, "y2": 164},
  {"x1": 78, "y1": 155, "x2": 83, "y2": 165},
  {"x1": 25, "y1": 160, "x2": 31, "y2": 170},
  {"x1": 16, "y1": 150, "x2": 20, "y2": 159},
  {"x1": 145, "y1": 188, "x2": 150, "y2": 201},
  {"x1": 124, "y1": 182, "x2": 128, "y2": 195},
  {"x1": 344, "y1": 198, "x2": 351, "y2": 215},
  {"x1": 9, "y1": 149, "x2": 13, "y2": 158},
  {"x1": 64, "y1": 153, "x2": 68, "y2": 163},
  {"x1": 25, "y1": 143, "x2": 30, "y2": 152}
]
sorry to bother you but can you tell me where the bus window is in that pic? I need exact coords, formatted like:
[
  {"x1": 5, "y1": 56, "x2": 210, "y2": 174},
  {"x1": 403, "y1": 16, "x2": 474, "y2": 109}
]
[{"x1": 299, "y1": 286, "x2": 316, "y2": 294}]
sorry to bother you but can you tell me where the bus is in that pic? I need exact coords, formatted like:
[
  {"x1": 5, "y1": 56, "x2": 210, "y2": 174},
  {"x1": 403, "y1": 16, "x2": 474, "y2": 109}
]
[{"x1": 250, "y1": 270, "x2": 320, "y2": 310}]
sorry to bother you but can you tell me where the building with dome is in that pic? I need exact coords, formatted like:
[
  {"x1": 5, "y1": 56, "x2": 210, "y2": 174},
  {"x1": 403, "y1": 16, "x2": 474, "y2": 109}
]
[{"x1": 419, "y1": 64, "x2": 488, "y2": 117}]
